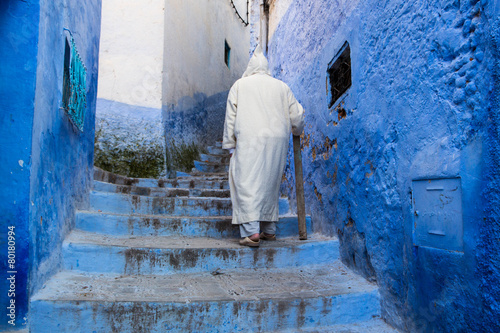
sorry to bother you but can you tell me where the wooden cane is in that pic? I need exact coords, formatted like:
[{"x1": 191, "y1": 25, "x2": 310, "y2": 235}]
[{"x1": 293, "y1": 135, "x2": 307, "y2": 240}]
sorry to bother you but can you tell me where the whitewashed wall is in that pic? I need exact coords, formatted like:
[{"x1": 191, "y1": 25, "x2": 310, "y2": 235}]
[
  {"x1": 95, "y1": 0, "x2": 166, "y2": 177},
  {"x1": 163, "y1": 0, "x2": 250, "y2": 108},
  {"x1": 98, "y1": 0, "x2": 164, "y2": 108}
]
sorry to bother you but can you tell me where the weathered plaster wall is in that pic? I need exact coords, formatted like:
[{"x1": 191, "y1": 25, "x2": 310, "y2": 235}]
[
  {"x1": 29, "y1": 0, "x2": 101, "y2": 320},
  {"x1": 0, "y1": 0, "x2": 40, "y2": 329},
  {"x1": 95, "y1": 99, "x2": 166, "y2": 178},
  {"x1": 481, "y1": 0, "x2": 500, "y2": 328},
  {"x1": 163, "y1": 0, "x2": 250, "y2": 163},
  {"x1": 97, "y1": 0, "x2": 163, "y2": 108},
  {"x1": 267, "y1": 0, "x2": 292, "y2": 41},
  {"x1": 163, "y1": 0, "x2": 249, "y2": 107},
  {"x1": 268, "y1": 0, "x2": 499, "y2": 331},
  {"x1": 95, "y1": 0, "x2": 165, "y2": 178}
]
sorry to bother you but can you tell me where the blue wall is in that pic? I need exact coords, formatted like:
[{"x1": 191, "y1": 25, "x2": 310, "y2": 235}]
[
  {"x1": 269, "y1": 0, "x2": 499, "y2": 331},
  {"x1": 0, "y1": 0, "x2": 40, "y2": 329},
  {"x1": 29, "y1": 0, "x2": 102, "y2": 303},
  {"x1": 0, "y1": 0, "x2": 101, "y2": 330},
  {"x1": 163, "y1": 91, "x2": 228, "y2": 175}
]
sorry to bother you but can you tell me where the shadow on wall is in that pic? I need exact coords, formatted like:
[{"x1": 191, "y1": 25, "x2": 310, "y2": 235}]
[
  {"x1": 163, "y1": 90, "x2": 229, "y2": 177},
  {"x1": 338, "y1": 218, "x2": 377, "y2": 282}
]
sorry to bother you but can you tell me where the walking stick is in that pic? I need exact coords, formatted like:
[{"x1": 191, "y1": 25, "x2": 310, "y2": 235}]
[{"x1": 293, "y1": 135, "x2": 307, "y2": 240}]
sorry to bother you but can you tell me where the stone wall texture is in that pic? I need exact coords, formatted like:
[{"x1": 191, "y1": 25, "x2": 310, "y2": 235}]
[
  {"x1": 29, "y1": 0, "x2": 102, "y2": 326},
  {"x1": 0, "y1": 1, "x2": 40, "y2": 328},
  {"x1": 267, "y1": 0, "x2": 500, "y2": 331}
]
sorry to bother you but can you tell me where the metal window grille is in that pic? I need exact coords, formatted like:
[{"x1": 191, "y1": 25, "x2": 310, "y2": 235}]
[
  {"x1": 327, "y1": 42, "x2": 351, "y2": 108},
  {"x1": 62, "y1": 35, "x2": 87, "y2": 131}
]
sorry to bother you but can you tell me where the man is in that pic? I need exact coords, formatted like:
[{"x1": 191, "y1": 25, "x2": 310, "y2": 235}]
[{"x1": 222, "y1": 45, "x2": 305, "y2": 247}]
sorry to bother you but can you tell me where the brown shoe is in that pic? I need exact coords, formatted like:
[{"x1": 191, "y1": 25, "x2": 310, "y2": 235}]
[
  {"x1": 239, "y1": 237, "x2": 260, "y2": 247},
  {"x1": 260, "y1": 232, "x2": 276, "y2": 241}
]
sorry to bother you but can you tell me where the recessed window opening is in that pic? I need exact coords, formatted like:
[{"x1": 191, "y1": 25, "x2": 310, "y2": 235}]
[
  {"x1": 327, "y1": 42, "x2": 351, "y2": 108},
  {"x1": 62, "y1": 38, "x2": 71, "y2": 110},
  {"x1": 61, "y1": 35, "x2": 87, "y2": 131},
  {"x1": 224, "y1": 40, "x2": 231, "y2": 68}
]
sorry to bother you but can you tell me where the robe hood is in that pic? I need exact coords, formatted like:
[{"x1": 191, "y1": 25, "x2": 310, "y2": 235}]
[{"x1": 242, "y1": 45, "x2": 271, "y2": 78}]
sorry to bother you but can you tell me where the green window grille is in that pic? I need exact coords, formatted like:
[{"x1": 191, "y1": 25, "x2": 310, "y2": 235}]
[{"x1": 62, "y1": 34, "x2": 87, "y2": 131}]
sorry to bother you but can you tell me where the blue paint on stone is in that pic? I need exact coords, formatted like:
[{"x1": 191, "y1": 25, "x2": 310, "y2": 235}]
[
  {"x1": 88, "y1": 190, "x2": 290, "y2": 217},
  {"x1": 0, "y1": 0, "x2": 101, "y2": 330},
  {"x1": 30, "y1": 290, "x2": 380, "y2": 333},
  {"x1": 267, "y1": 0, "x2": 500, "y2": 331},
  {"x1": 75, "y1": 211, "x2": 311, "y2": 239},
  {"x1": 0, "y1": 1, "x2": 40, "y2": 329},
  {"x1": 62, "y1": 236, "x2": 339, "y2": 275},
  {"x1": 163, "y1": 91, "x2": 228, "y2": 146},
  {"x1": 29, "y1": 0, "x2": 102, "y2": 300}
]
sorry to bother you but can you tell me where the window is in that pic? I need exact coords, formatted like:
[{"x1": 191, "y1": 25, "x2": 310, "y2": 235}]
[
  {"x1": 61, "y1": 36, "x2": 87, "y2": 131},
  {"x1": 62, "y1": 38, "x2": 71, "y2": 110},
  {"x1": 327, "y1": 42, "x2": 351, "y2": 108},
  {"x1": 224, "y1": 40, "x2": 231, "y2": 68}
]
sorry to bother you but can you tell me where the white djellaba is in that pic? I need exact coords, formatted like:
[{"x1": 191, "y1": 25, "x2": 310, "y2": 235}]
[{"x1": 222, "y1": 45, "x2": 305, "y2": 226}]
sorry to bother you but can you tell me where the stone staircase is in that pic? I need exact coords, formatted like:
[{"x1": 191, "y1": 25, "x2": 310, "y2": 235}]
[{"x1": 30, "y1": 143, "x2": 397, "y2": 332}]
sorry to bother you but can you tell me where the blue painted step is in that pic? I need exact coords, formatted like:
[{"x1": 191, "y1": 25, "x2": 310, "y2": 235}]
[
  {"x1": 93, "y1": 180, "x2": 230, "y2": 197},
  {"x1": 30, "y1": 262, "x2": 383, "y2": 333},
  {"x1": 207, "y1": 146, "x2": 228, "y2": 155},
  {"x1": 62, "y1": 231, "x2": 339, "y2": 275},
  {"x1": 94, "y1": 167, "x2": 229, "y2": 189},
  {"x1": 89, "y1": 191, "x2": 290, "y2": 216},
  {"x1": 200, "y1": 153, "x2": 229, "y2": 164},
  {"x1": 194, "y1": 160, "x2": 229, "y2": 173},
  {"x1": 75, "y1": 211, "x2": 312, "y2": 238}
]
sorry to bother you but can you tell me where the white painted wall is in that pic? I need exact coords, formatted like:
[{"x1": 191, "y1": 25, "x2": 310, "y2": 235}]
[
  {"x1": 97, "y1": 0, "x2": 164, "y2": 109},
  {"x1": 163, "y1": 0, "x2": 250, "y2": 108}
]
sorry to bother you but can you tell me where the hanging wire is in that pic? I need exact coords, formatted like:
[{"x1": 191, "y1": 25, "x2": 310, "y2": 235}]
[{"x1": 230, "y1": 0, "x2": 249, "y2": 26}]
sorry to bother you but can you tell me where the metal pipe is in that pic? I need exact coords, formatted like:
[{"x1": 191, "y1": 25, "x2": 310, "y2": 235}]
[{"x1": 293, "y1": 135, "x2": 307, "y2": 240}]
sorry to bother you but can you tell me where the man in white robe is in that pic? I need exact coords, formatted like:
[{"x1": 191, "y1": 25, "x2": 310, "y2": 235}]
[{"x1": 222, "y1": 46, "x2": 305, "y2": 247}]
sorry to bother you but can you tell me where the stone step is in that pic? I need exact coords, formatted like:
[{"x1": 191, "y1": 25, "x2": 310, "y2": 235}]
[
  {"x1": 75, "y1": 211, "x2": 312, "y2": 238},
  {"x1": 273, "y1": 318, "x2": 398, "y2": 333},
  {"x1": 62, "y1": 231, "x2": 339, "y2": 275},
  {"x1": 94, "y1": 167, "x2": 229, "y2": 189},
  {"x1": 200, "y1": 153, "x2": 230, "y2": 164},
  {"x1": 89, "y1": 190, "x2": 290, "y2": 216},
  {"x1": 194, "y1": 160, "x2": 229, "y2": 173},
  {"x1": 207, "y1": 146, "x2": 228, "y2": 156},
  {"x1": 93, "y1": 180, "x2": 230, "y2": 198},
  {"x1": 30, "y1": 262, "x2": 380, "y2": 333}
]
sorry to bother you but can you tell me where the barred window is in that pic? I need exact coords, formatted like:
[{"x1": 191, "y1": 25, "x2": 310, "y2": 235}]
[
  {"x1": 327, "y1": 42, "x2": 351, "y2": 108},
  {"x1": 61, "y1": 36, "x2": 87, "y2": 131}
]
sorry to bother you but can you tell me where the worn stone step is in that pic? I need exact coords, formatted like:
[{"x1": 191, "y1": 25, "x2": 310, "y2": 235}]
[
  {"x1": 62, "y1": 231, "x2": 339, "y2": 274},
  {"x1": 75, "y1": 211, "x2": 312, "y2": 238},
  {"x1": 89, "y1": 190, "x2": 290, "y2": 216},
  {"x1": 207, "y1": 146, "x2": 228, "y2": 156},
  {"x1": 93, "y1": 180, "x2": 230, "y2": 198},
  {"x1": 194, "y1": 160, "x2": 229, "y2": 173},
  {"x1": 272, "y1": 318, "x2": 398, "y2": 333},
  {"x1": 200, "y1": 153, "x2": 230, "y2": 164},
  {"x1": 94, "y1": 167, "x2": 229, "y2": 189},
  {"x1": 30, "y1": 262, "x2": 380, "y2": 333}
]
